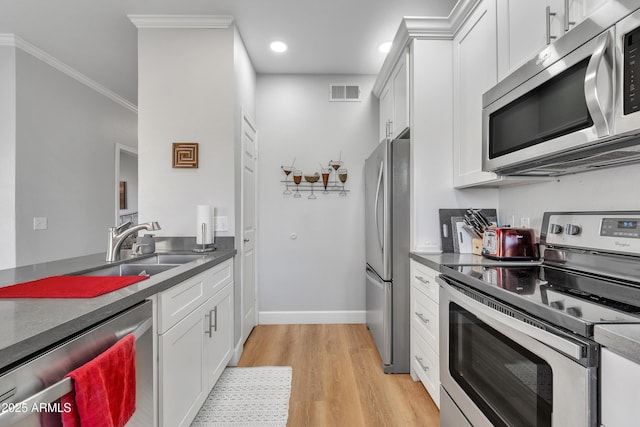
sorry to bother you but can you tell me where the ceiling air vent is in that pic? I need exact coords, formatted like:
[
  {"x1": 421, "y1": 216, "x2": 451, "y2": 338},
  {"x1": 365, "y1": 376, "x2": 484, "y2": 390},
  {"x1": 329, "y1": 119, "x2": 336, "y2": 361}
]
[{"x1": 329, "y1": 84, "x2": 361, "y2": 102}]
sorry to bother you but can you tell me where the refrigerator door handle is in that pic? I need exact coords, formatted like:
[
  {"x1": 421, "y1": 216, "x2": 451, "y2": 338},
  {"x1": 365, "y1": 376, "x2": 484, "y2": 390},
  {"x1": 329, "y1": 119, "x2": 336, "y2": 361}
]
[{"x1": 374, "y1": 160, "x2": 384, "y2": 253}]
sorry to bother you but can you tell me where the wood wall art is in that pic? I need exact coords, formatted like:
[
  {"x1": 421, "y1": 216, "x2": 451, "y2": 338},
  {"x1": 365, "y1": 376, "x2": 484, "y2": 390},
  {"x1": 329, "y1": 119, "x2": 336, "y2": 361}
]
[{"x1": 172, "y1": 142, "x2": 199, "y2": 168}]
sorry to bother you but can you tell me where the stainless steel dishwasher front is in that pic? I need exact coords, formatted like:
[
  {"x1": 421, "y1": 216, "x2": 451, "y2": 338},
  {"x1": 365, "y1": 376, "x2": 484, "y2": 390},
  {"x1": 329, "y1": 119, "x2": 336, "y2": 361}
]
[{"x1": 0, "y1": 300, "x2": 154, "y2": 426}]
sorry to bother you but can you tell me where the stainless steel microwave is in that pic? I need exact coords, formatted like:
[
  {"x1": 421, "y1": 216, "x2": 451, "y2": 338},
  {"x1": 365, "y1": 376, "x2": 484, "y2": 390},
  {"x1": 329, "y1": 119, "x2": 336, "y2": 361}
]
[{"x1": 482, "y1": 2, "x2": 640, "y2": 176}]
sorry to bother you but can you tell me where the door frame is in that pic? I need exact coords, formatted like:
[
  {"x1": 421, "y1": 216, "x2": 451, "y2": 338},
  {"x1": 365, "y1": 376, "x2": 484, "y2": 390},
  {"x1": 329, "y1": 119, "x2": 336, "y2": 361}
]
[
  {"x1": 240, "y1": 110, "x2": 258, "y2": 345},
  {"x1": 114, "y1": 143, "x2": 137, "y2": 226}
]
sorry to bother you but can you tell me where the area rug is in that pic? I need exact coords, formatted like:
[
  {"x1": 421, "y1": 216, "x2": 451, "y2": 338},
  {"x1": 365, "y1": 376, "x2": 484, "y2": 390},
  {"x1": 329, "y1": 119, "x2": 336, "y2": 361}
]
[{"x1": 191, "y1": 366, "x2": 292, "y2": 427}]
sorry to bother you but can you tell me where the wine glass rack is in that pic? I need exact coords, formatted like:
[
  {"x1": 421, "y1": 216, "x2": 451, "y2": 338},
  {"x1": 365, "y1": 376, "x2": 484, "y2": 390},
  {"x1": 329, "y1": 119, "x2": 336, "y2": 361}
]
[{"x1": 280, "y1": 162, "x2": 349, "y2": 198}]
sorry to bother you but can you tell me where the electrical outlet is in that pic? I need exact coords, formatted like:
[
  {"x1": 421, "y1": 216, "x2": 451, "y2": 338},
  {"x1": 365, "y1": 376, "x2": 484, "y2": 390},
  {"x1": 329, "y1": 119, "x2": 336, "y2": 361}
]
[
  {"x1": 214, "y1": 216, "x2": 228, "y2": 232},
  {"x1": 33, "y1": 217, "x2": 48, "y2": 230},
  {"x1": 520, "y1": 217, "x2": 531, "y2": 228}
]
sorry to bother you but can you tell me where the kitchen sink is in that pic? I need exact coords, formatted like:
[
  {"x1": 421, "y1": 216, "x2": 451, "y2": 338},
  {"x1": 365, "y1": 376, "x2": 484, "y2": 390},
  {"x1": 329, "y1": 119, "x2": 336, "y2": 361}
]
[{"x1": 79, "y1": 263, "x2": 179, "y2": 277}]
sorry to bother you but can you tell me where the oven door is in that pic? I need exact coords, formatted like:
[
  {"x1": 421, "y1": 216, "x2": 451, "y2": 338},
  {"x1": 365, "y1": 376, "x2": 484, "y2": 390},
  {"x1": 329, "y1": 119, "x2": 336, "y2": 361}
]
[
  {"x1": 482, "y1": 27, "x2": 614, "y2": 174},
  {"x1": 438, "y1": 277, "x2": 597, "y2": 427}
]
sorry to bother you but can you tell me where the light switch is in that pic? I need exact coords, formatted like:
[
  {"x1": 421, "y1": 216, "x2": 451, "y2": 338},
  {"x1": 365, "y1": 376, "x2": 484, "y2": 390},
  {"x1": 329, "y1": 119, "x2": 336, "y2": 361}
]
[
  {"x1": 214, "y1": 216, "x2": 228, "y2": 232},
  {"x1": 33, "y1": 217, "x2": 48, "y2": 230}
]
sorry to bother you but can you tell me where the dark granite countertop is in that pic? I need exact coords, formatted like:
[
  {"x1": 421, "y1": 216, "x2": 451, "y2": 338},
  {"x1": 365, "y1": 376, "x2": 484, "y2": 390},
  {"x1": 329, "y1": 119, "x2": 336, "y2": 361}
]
[
  {"x1": 409, "y1": 251, "x2": 542, "y2": 272},
  {"x1": 594, "y1": 324, "x2": 640, "y2": 364},
  {"x1": 0, "y1": 249, "x2": 235, "y2": 372}
]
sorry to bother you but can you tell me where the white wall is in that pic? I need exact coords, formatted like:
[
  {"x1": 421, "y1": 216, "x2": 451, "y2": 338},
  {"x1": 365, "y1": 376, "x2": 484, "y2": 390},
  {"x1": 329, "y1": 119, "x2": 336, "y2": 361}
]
[
  {"x1": 0, "y1": 46, "x2": 16, "y2": 270},
  {"x1": 256, "y1": 74, "x2": 378, "y2": 323},
  {"x1": 13, "y1": 48, "x2": 137, "y2": 266},
  {"x1": 498, "y1": 164, "x2": 640, "y2": 233},
  {"x1": 137, "y1": 28, "x2": 236, "y2": 238}
]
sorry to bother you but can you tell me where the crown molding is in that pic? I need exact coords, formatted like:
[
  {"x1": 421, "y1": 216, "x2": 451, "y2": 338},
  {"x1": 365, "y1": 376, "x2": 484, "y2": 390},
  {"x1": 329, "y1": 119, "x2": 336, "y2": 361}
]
[
  {"x1": 0, "y1": 33, "x2": 137, "y2": 113},
  {"x1": 128, "y1": 14, "x2": 234, "y2": 29},
  {"x1": 372, "y1": 0, "x2": 481, "y2": 96}
]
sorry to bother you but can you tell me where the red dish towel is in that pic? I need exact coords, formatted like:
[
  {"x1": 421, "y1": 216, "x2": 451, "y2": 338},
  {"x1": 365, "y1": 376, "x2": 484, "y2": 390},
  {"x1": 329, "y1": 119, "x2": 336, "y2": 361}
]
[
  {"x1": 0, "y1": 275, "x2": 148, "y2": 298},
  {"x1": 61, "y1": 334, "x2": 136, "y2": 427}
]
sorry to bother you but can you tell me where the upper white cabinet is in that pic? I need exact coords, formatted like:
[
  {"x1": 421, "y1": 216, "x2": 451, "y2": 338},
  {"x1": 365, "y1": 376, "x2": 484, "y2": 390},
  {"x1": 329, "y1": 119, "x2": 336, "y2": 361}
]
[
  {"x1": 379, "y1": 51, "x2": 409, "y2": 141},
  {"x1": 453, "y1": 0, "x2": 501, "y2": 188},
  {"x1": 497, "y1": 0, "x2": 610, "y2": 80}
]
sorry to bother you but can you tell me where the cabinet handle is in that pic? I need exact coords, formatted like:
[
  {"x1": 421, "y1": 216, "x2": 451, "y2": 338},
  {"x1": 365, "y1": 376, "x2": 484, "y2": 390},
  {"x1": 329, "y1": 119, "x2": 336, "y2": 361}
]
[
  {"x1": 415, "y1": 356, "x2": 430, "y2": 372},
  {"x1": 546, "y1": 6, "x2": 557, "y2": 45},
  {"x1": 204, "y1": 307, "x2": 218, "y2": 337},
  {"x1": 415, "y1": 275, "x2": 430, "y2": 286},
  {"x1": 415, "y1": 312, "x2": 430, "y2": 325},
  {"x1": 564, "y1": 0, "x2": 575, "y2": 32}
]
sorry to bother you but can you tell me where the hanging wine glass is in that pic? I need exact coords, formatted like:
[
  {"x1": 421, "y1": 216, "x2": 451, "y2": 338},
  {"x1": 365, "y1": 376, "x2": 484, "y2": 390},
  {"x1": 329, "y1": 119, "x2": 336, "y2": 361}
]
[
  {"x1": 292, "y1": 170, "x2": 303, "y2": 198},
  {"x1": 338, "y1": 168, "x2": 348, "y2": 196},
  {"x1": 321, "y1": 168, "x2": 331, "y2": 194},
  {"x1": 329, "y1": 160, "x2": 342, "y2": 184},
  {"x1": 281, "y1": 165, "x2": 293, "y2": 194},
  {"x1": 305, "y1": 172, "x2": 320, "y2": 199}
]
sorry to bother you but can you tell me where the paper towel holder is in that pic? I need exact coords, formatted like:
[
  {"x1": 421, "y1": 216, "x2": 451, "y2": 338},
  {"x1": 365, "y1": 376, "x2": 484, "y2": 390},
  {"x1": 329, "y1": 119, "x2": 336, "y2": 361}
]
[{"x1": 193, "y1": 223, "x2": 215, "y2": 253}]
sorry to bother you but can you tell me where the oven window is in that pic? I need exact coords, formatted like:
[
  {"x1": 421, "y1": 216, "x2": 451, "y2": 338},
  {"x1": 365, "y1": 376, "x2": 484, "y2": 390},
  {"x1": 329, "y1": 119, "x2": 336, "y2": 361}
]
[
  {"x1": 449, "y1": 303, "x2": 553, "y2": 427},
  {"x1": 489, "y1": 57, "x2": 593, "y2": 159}
]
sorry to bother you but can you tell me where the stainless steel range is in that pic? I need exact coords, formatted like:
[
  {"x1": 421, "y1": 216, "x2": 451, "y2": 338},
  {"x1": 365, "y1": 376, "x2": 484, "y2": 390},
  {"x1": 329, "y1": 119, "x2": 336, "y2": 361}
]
[{"x1": 438, "y1": 211, "x2": 640, "y2": 427}]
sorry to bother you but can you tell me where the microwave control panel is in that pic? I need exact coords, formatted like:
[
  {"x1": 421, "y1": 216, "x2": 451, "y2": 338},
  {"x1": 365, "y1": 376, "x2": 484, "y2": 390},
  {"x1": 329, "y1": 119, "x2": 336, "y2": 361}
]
[{"x1": 624, "y1": 26, "x2": 640, "y2": 115}]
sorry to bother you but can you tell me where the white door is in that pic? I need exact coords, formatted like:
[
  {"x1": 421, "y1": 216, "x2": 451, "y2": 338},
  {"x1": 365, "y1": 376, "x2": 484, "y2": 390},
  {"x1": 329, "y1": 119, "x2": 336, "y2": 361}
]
[{"x1": 241, "y1": 112, "x2": 257, "y2": 342}]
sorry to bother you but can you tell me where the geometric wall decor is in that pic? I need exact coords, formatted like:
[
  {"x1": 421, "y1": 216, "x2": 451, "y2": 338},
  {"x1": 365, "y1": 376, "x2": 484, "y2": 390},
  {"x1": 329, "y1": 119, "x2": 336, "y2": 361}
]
[{"x1": 172, "y1": 142, "x2": 199, "y2": 168}]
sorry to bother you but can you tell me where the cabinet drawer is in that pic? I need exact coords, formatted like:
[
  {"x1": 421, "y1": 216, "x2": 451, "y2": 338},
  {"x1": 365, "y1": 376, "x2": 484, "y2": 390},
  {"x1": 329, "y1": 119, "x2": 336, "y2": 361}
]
[
  {"x1": 410, "y1": 261, "x2": 439, "y2": 303},
  {"x1": 158, "y1": 270, "x2": 211, "y2": 334},
  {"x1": 412, "y1": 329, "x2": 440, "y2": 408},
  {"x1": 411, "y1": 287, "x2": 439, "y2": 354},
  {"x1": 157, "y1": 260, "x2": 233, "y2": 334}
]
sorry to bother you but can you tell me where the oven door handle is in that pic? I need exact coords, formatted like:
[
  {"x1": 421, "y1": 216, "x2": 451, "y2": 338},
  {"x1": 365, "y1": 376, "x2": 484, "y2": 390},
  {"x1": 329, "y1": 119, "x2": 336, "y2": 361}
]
[
  {"x1": 584, "y1": 28, "x2": 614, "y2": 138},
  {"x1": 439, "y1": 277, "x2": 586, "y2": 361}
]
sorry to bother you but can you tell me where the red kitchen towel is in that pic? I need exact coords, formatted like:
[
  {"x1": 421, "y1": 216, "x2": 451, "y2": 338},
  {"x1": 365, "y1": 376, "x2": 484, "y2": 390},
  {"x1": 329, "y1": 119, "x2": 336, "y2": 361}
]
[
  {"x1": 0, "y1": 275, "x2": 148, "y2": 298},
  {"x1": 61, "y1": 334, "x2": 136, "y2": 427}
]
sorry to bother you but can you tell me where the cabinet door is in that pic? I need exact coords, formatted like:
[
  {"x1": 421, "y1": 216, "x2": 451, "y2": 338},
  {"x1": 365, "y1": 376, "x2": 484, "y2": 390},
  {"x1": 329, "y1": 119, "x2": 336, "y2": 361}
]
[
  {"x1": 379, "y1": 85, "x2": 393, "y2": 141},
  {"x1": 601, "y1": 348, "x2": 640, "y2": 427},
  {"x1": 497, "y1": 0, "x2": 548, "y2": 80},
  {"x1": 203, "y1": 283, "x2": 234, "y2": 389},
  {"x1": 159, "y1": 304, "x2": 207, "y2": 427},
  {"x1": 391, "y1": 52, "x2": 409, "y2": 138},
  {"x1": 453, "y1": 0, "x2": 500, "y2": 188}
]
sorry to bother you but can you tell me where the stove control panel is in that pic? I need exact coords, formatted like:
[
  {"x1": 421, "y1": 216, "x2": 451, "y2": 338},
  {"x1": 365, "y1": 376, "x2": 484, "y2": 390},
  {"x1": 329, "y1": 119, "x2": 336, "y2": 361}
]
[
  {"x1": 600, "y1": 218, "x2": 640, "y2": 239},
  {"x1": 542, "y1": 212, "x2": 640, "y2": 254}
]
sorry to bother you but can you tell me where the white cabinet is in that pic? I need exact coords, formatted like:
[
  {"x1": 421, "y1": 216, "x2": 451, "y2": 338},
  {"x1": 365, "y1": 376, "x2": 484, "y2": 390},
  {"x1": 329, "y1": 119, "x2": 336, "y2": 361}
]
[
  {"x1": 409, "y1": 260, "x2": 440, "y2": 407},
  {"x1": 378, "y1": 50, "x2": 409, "y2": 141},
  {"x1": 600, "y1": 347, "x2": 640, "y2": 427},
  {"x1": 497, "y1": 0, "x2": 610, "y2": 81},
  {"x1": 157, "y1": 259, "x2": 234, "y2": 427},
  {"x1": 453, "y1": 0, "x2": 501, "y2": 188}
]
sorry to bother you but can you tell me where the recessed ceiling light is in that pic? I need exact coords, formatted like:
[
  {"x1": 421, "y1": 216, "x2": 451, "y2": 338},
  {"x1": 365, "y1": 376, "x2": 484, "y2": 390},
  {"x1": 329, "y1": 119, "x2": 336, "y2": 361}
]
[
  {"x1": 378, "y1": 41, "x2": 392, "y2": 54},
  {"x1": 270, "y1": 41, "x2": 288, "y2": 53}
]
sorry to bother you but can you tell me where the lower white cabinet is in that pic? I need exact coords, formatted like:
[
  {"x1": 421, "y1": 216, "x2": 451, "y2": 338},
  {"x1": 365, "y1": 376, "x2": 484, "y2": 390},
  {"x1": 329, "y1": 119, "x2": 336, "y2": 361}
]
[
  {"x1": 158, "y1": 260, "x2": 234, "y2": 427},
  {"x1": 409, "y1": 259, "x2": 440, "y2": 407},
  {"x1": 600, "y1": 347, "x2": 640, "y2": 427}
]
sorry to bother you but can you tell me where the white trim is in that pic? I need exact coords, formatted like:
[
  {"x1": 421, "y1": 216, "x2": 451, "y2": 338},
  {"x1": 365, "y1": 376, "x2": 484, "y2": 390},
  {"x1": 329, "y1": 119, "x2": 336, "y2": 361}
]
[
  {"x1": 372, "y1": 0, "x2": 482, "y2": 96},
  {"x1": 259, "y1": 310, "x2": 366, "y2": 325},
  {"x1": 128, "y1": 15, "x2": 234, "y2": 29},
  {"x1": 228, "y1": 339, "x2": 244, "y2": 366},
  {"x1": 0, "y1": 34, "x2": 137, "y2": 113}
]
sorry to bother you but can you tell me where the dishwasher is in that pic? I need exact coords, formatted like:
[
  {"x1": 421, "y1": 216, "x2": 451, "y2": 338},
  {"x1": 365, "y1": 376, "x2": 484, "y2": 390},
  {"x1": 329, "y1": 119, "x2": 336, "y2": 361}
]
[{"x1": 0, "y1": 300, "x2": 154, "y2": 426}]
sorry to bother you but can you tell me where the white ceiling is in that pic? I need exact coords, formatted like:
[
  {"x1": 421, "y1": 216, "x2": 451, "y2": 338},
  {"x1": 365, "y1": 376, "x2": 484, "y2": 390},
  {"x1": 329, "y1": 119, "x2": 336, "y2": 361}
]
[{"x1": 0, "y1": 0, "x2": 457, "y2": 105}]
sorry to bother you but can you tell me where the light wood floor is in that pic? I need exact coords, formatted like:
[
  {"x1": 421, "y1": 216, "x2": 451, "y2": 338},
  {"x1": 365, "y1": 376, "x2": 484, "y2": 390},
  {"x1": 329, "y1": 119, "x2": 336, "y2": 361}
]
[{"x1": 238, "y1": 324, "x2": 440, "y2": 427}]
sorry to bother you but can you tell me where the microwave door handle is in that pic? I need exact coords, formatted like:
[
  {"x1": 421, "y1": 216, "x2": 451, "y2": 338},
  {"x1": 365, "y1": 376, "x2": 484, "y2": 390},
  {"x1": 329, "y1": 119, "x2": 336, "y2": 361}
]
[
  {"x1": 584, "y1": 29, "x2": 614, "y2": 138},
  {"x1": 374, "y1": 160, "x2": 384, "y2": 253}
]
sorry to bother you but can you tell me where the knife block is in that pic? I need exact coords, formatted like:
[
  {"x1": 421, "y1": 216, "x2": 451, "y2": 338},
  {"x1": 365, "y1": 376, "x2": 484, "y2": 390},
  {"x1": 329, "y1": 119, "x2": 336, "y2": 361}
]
[{"x1": 472, "y1": 237, "x2": 483, "y2": 255}]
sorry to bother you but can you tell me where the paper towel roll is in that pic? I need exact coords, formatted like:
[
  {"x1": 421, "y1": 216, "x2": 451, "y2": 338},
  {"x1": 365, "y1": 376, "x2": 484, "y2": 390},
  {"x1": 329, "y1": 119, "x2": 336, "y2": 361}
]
[{"x1": 196, "y1": 205, "x2": 213, "y2": 245}]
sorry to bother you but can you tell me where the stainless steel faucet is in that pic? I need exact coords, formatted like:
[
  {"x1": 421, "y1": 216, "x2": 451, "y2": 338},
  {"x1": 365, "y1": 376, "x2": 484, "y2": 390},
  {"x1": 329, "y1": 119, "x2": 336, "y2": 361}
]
[{"x1": 106, "y1": 221, "x2": 161, "y2": 262}]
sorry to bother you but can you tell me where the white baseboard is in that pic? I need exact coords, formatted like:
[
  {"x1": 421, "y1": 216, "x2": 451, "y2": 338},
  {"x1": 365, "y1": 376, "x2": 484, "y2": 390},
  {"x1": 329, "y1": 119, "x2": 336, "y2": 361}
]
[
  {"x1": 228, "y1": 338, "x2": 244, "y2": 366},
  {"x1": 259, "y1": 310, "x2": 366, "y2": 324}
]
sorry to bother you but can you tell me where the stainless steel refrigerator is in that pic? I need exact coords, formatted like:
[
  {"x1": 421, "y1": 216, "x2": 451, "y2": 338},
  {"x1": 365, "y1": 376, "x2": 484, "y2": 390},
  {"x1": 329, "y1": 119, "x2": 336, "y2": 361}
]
[{"x1": 364, "y1": 135, "x2": 410, "y2": 374}]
